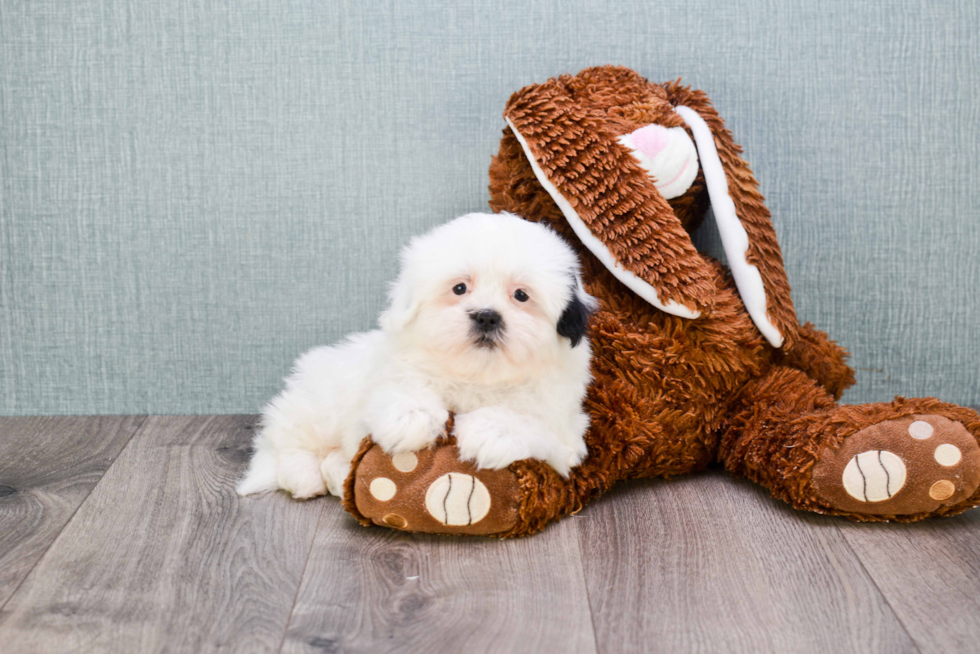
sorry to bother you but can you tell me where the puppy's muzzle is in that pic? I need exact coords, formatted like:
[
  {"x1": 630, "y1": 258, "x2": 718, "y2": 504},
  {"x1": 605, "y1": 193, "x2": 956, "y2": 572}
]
[{"x1": 469, "y1": 309, "x2": 503, "y2": 346}]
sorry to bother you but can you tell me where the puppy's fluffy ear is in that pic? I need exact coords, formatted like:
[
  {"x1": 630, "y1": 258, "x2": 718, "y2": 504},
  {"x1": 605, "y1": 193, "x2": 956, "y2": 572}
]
[
  {"x1": 558, "y1": 279, "x2": 597, "y2": 348},
  {"x1": 379, "y1": 272, "x2": 419, "y2": 333}
]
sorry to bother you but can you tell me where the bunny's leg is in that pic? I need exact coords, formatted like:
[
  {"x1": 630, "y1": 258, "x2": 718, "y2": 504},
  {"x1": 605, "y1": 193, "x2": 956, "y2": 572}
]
[
  {"x1": 720, "y1": 366, "x2": 980, "y2": 520},
  {"x1": 775, "y1": 323, "x2": 856, "y2": 400}
]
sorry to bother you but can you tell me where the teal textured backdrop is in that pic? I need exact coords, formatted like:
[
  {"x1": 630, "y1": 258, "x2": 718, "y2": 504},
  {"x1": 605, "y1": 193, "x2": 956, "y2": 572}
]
[{"x1": 1, "y1": 0, "x2": 978, "y2": 414}]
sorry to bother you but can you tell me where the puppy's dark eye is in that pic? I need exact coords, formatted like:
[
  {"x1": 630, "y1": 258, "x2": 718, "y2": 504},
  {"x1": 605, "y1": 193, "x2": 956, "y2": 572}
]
[
  {"x1": 453, "y1": 283, "x2": 467, "y2": 295},
  {"x1": 514, "y1": 289, "x2": 529, "y2": 302}
]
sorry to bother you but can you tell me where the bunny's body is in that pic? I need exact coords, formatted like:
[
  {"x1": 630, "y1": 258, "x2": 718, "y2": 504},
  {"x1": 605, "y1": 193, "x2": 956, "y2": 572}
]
[{"x1": 340, "y1": 67, "x2": 980, "y2": 537}]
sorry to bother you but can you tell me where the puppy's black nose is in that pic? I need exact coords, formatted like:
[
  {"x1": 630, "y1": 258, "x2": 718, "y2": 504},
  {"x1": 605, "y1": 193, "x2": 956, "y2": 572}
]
[{"x1": 470, "y1": 309, "x2": 502, "y2": 333}]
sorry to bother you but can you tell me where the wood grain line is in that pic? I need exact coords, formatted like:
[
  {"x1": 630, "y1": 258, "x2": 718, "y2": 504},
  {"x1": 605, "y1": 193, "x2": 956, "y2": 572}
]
[
  {"x1": 577, "y1": 472, "x2": 917, "y2": 654},
  {"x1": 3, "y1": 414, "x2": 979, "y2": 653},
  {"x1": 839, "y1": 511, "x2": 980, "y2": 653},
  {"x1": 0, "y1": 415, "x2": 324, "y2": 653},
  {"x1": 279, "y1": 504, "x2": 598, "y2": 654},
  {"x1": 0, "y1": 416, "x2": 145, "y2": 609}
]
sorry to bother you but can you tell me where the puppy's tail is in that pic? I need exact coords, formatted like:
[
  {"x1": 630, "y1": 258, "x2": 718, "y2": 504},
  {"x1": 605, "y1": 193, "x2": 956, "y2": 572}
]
[{"x1": 236, "y1": 445, "x2": 279, "y2": 496}]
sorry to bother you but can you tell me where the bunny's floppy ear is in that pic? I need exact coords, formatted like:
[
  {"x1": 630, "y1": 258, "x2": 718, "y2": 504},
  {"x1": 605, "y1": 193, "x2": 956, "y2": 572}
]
[
  {"x1": 665, "y1": 83, "x2": 799, "y2": 350},
  {"x1": 504, "y1": 77, "x2": 717, "y2": 320},
  {"x1": 503, "y1": 68, "x2": 798, "y2": 351}
]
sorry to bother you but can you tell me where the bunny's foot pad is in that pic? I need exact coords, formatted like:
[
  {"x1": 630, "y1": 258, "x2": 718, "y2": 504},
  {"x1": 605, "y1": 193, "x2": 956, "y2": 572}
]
[
  {"x1": 812, "y1": 414, "x2": 980, "y2": 516},
  {"x1": 343, "y1": 438, "x2": 521, "y2": 536}
]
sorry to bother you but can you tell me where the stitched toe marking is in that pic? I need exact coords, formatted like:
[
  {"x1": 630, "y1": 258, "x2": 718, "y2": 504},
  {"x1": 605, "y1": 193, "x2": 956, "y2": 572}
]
[
  {"x1": 842, "y1": 451, "x2": 906, "y2": 502},
  {"x1": 424, "y1": 473, "x2": 491, "y2": 526}
]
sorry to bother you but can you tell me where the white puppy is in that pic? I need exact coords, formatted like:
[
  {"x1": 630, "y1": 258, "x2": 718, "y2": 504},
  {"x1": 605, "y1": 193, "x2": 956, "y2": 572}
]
[{"x1": 237, "y1": 212, "x2": 596, "y2": 500}]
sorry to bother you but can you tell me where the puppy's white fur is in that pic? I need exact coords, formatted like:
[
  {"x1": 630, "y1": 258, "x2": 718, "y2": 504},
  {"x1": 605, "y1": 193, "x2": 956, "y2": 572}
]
[{"x1": 238, "y1": 212, "x2": 596, "y2": 499}]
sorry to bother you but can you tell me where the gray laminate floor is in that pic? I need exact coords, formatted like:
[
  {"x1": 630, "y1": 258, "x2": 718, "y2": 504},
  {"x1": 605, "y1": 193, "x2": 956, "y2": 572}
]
[{"x1": 1, "y1": 415, "x2": 979, "y2": 653}]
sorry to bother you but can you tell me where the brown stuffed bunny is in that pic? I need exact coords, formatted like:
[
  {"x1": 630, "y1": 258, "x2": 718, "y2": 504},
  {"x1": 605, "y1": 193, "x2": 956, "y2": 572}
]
[{"x1": 342, "y1": 66, "x2": 980, "y2": 537}]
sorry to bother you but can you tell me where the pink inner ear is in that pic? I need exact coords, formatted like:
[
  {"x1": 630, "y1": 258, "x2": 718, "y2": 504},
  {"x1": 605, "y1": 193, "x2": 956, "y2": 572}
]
[{"x1": 629, "y1": 124, "x2": 670, "y2": 159}]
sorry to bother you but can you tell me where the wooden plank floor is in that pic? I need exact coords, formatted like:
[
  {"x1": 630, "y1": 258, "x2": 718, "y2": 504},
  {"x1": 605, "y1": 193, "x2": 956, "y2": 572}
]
[{"x1": 1, "y1": 416, "x2": 979, "y2": 653}]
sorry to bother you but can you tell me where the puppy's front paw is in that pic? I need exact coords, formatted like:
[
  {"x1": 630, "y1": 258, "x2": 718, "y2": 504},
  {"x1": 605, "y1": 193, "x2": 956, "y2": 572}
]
[
  {"x1": 370, "y1": 404, "x2": 449, "y2": 454},
  {"x1": 455, "y1": 409, "x2": 585, "y2": 477},
  {"x1": 454, "y1": 410, "x2": 534, "y2": 471},
  {"x1": 557, "y1": 442, "x2": 587, "y2": 477}
]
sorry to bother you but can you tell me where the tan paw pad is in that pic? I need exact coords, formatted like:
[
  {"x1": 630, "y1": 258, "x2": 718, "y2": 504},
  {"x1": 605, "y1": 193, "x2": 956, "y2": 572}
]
[
  {"x1": 369, "y1": 477, "x2": 396, "y2": 501},
  {"x1": 382, "y1": 513, "x2": 408, "y2": 529},
  {"x1": 391, "y1": 451, "x2": 418, "y2": 472},
  {"x1": 934, "y1": 444, "x2": 962, "y2": 466},
  {"x1": 929, "y1": 480, "x2": 956, "y2": 501},
  {"x1": 908, "y1": 420, "x2": 934, "y2": 440},
  {"x1": 813, "y1": 414, "x2": 980, "y2": 515}
]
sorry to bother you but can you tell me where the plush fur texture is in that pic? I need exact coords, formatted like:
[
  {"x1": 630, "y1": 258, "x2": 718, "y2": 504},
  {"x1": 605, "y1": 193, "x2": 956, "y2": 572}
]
[
  {"x1": 237, "y1": 212, "x2": 596, "y2": 500},
  {"x1": 341, "y1": 66, "x2": 980, "y2": 537}
]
